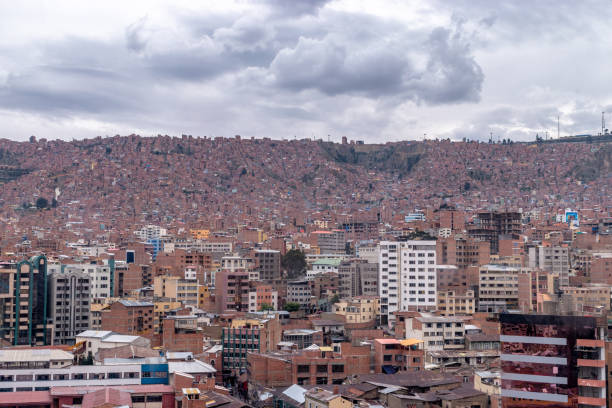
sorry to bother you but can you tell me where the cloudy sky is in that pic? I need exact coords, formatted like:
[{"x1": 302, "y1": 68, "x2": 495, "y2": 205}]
[{"x1": 1, "y1": 0, "x2": 611, "y2": 142}]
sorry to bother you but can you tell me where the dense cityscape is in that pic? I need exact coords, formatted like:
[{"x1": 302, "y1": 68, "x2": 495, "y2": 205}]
[
  {"x1": 3, "y1": 0, "x2": 612, "y2": 407},
  {"x1": 0, "y1": 135, "x2": 611, "y2": 407}
]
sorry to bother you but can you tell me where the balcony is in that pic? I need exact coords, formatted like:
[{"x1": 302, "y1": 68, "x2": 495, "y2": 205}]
[
  {"x1": 577, "y1": 359, "x2": 604, "y2": 368},
  {"x1": 577, "y1": 396, "x2": 606, "y2": 407},
  {"x1": 578, "y1": 379, "x2": 605, "y2": 388}
]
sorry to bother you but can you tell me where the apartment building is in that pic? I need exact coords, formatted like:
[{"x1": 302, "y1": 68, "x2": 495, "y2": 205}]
[
  {"x1": 373, "y1": 338, "x2": 424, "y2": 374},
  {"x1": 48, "y1": 263, "x2": 112, "y2": 301},
  {"x1": 307, "y1": 258, "x2": 342, "y2": 279},
  {"x1": 0, "y1": 256, "x2": 52, "y2": 346},
  {"x1": 405, "y1": 315, "x2": 467, "y2": 351},
  {"x1": 332, "y1": 296, "x2": 379, "y2": 325},
  {"x1": 254, "y1": 249, "x2": 281, "y2": 281},
  {"x1": 478, "y1": 265, "x2": 531, "y2": 313},
  {"x1": 437, "y1": 236, "x2": 490, "y2": 269},
  {"x1": 559, "y1": 284, "x2": 611, "y2": 313},
  {"x1": 153, "y1": 275, "x2": 199, "y2": 306},
  {"x1": 134, "y1": 224, "x2": 168, "y2": 241},
  {"x1": 247, "y1": 343, "x2": 370, "y2": 387},
  {"x1": 468, "y1": 211, "x2": 521, "y2": 254},
  {"x1": 221, "y1": 317, "x2": 281, "y2": 380},
  {"x1": 337, "y1": 258, "x2": 378, "y2": 299},
  {"x1": 248, "y1": 285, "x2": 278, "y2": 312},
  {"x1": 528, "y1": 244, "x2": 570, "y2": 286},
  {"x1": 221, "y1": 254, "x2": 257, "y2": 280},
  {"x1": 48, "y1": 270, "x2": 91, "y2": 345},
  {"x1": 378, "y1": 240, "x2": 437, "y2": 326},
  {"x1": 312, "y1": 230, "x2": 346, "y2": 254},
  {"x1": 287, "y1": 280, "x2": 313, "y2": 309},
  {"x1": 500, "y1": 313, "x2": 606, "y2": 408},
  {"x1": 437, "y1": 289, "x2": 476, "y2": 316},
  {"x1": 100, "y1": 300, "x2": 154, "y2": 339},
  {"x1": 214, "y1": 270, "x2": 251, "y2": 313}
]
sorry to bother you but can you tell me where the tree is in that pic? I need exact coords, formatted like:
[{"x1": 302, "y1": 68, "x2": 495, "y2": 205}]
[
  {"x1": 330, "y1": 295, "x2": 340, "y2": 304},
  {"x1": 284, "y1": 302, "x2": 300, "y2": 312},
  {"x1": 259, "y1": 303, "x2": 274, "y2": 311},
  {"x1": 282, "y1": 249, "x2": 307, "y2": 279},
  {"x1": 35, "y1": 197, "x2": 48, "y2": 209},
  {"x1": 78, "y1": 351, "x2": 93, "y2": 365}
]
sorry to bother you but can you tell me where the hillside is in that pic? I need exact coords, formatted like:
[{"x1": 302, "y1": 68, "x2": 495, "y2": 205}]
[{"x1": 0, "y1": 136, "x2": 609, "y2": 229}]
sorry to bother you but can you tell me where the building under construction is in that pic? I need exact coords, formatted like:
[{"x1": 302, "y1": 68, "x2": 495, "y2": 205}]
[{"x1": 468, "y1": 211, "x2": 521, "y2": 254}]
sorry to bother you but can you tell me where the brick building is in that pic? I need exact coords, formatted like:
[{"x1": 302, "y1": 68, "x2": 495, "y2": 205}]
[
  {"x1": 373, "y1": 338, "x2": 424, "y2": 373},
  {"x1": 221, "y1": 317, "x2": 282, "y2": 380},
  {"x1": 215, "y1": 270, "x2": 251, "y2": 313},
  {"x1": 101, "y1": 300, "x2": 154, "y2": 339},
  {"x1": 247, "y1": 343, "x2": 371, "y2": 387},
  {"x1": 162, "y1": 314, "x2": 203, "y2": 355}
]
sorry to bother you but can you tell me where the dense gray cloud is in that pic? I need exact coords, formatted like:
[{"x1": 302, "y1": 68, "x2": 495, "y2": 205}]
[{"x1": 0, "y1": 1, "x2": 610, "y2": 142}]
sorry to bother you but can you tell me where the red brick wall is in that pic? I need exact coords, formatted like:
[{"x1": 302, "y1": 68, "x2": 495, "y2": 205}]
[{"x1": 162, "y1": 319, "x2": 204, "y2": 355}]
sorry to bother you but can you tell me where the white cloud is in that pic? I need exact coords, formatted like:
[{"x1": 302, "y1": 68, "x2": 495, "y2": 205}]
[{"x1": 0, "y1": 0, "x2": 610, "y2": 142}]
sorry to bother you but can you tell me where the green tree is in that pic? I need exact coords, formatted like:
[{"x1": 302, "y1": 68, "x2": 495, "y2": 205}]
[
  {"x1": 35, "y1": 197, "x2": 48, "y2": 209},
  {"x1": 78, "y1": 351, "x2": 93, "y2": 365},
  {"x1": 259, "y1": 303, "x2": 274, "y2": 311},
  {"x1": 282, "y1": 249, "x2": 307, "y2": 279},
  {"x1": 284, "y1": 302, "x2": 300, "y2": 312}
]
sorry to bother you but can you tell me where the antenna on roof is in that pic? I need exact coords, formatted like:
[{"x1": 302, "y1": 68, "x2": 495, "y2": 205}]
[
  {"x1": 603, "y1": 111, "x2": 606, "y2": 135},
  {"x1": 557, "y1": 115, "x2": 560, "y2": 139}
]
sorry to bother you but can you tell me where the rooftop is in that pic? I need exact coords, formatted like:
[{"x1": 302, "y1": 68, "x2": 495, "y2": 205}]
[
  {"x1": 77, "y1": 330, "x2": 113, "y2": 339},
  {"x1": 0, "y1": 348, "x2": 74, "y2": 363}
]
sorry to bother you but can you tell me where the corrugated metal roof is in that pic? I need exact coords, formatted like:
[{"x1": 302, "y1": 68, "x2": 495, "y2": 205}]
[{"x1": 282, "y1": 384, "x2": 307, "y2": 404}]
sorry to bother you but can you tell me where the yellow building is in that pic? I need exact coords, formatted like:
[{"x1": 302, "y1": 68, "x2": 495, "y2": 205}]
[
  {"x1": 190, "y1": 229, "x2": 210, "y2": 240},
  {"x1": 437, "y1": 289, "x2": 476, "y2": 316},
  {"x1": 90, "y1": 303, "x2": 109, "y2": 330},
  {"x1": 332, "y1": 296, "x2": 379, "y2": 324},
  {"x1": 305, "y1": 388, "x2": 352, "y2": 408},
  {"x1": 153, "y1": 275, "x2": 198, "y2": 306},
  {"x1": 198, "y1": 284, "x2": 211, "y2": 310},
  {"x1": 153, "y1": 300, "x2": 182, "y2": 333},
  {"x1": 313, "y1": 219, "x2": 329, "y2": 229}
]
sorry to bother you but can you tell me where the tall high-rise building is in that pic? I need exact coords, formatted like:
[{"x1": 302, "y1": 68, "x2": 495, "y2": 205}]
[
  {"x1": 48, "y1": 270, "x2": 91, "y2": 344},
  {"x1": 47, "y1": 263, "x2": 112, "y2": 301},
  {"x1": 378, "y1": 240, "x2": 437, "y2": 326},
  {"x1": 500, "y1": 313, "x2": 606, "y2": 408},
  {"x1": 0, "y1": 256, "x2": 52, "y2": 345}
]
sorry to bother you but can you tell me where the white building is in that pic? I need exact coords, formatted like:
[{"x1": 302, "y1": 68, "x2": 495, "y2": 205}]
[
  {"x1": 405, "y1": 315, "x2": 467, "y2": 351},
  {"x1": 306, "y1": 258, "x2": 342, "y2": 279},
  {"x1": 47, "y1": 263, "x2": 112, "y2": 300},
  {"x1": 134, "y1": 224, "x2": 168, "y2": 241},
  {"x1": 357, "y1": 245, "x2": 379, "y2": 264},
  {"x1": 76, "y1": 330, "x2": 151, "y2": 358},
  {"x1": 379, "y1": 240, "x2": 437, "y2": 326},
  {"x1": 528, "y1": 245, "x2": 570, "y2": 286}
]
